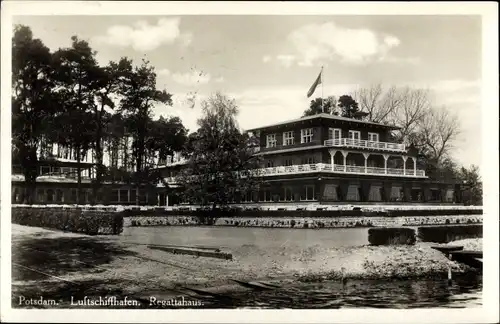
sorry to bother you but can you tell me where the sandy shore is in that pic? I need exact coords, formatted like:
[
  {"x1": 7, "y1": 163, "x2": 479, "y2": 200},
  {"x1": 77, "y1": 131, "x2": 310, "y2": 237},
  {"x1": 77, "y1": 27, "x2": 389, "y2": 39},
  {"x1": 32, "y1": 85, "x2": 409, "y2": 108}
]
[{"x1": 11, "y1": 224, "x2": 480, "y2": 307}]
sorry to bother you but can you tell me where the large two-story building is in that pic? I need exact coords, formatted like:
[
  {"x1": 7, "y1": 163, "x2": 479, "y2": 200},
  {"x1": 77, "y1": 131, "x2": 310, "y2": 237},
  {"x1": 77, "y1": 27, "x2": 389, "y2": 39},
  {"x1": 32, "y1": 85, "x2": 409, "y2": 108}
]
[
  {"x1": 158, "y1": 113, "x2": 458, "y2": 206},
  {"x1": 12, "y1": 113, "x2": 460, "y2": 206}
]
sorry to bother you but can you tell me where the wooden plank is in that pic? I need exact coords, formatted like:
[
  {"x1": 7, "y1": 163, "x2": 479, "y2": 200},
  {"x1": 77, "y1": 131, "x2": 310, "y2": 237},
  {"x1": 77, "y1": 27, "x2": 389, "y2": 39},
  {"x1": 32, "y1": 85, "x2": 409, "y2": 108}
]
[
  {"x1": 431, "y1": 245, "x2": 464, "y2": 253},
  {"x1": 450, "y1": 250, "x2": 482, "y2": 258},
  {"x1": 148, "y1": 245, "x2": 233, "y2": 260},
  {"x1": 230, "y1": 279, "x2": 275, "y2": 290}
]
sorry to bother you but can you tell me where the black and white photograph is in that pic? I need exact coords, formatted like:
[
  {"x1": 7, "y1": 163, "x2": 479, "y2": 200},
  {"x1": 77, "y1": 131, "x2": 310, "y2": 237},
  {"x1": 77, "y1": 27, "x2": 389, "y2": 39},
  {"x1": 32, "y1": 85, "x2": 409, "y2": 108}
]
[{"x1": 1, "y1": 1, "x2": 498, "y2": 323}]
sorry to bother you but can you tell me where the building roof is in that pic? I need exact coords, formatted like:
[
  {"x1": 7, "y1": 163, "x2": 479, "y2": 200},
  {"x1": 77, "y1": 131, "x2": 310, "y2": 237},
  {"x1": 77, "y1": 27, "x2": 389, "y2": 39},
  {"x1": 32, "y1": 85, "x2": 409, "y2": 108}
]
[{"x1": 245, "y1": 113, "x2": 400, "y2": 132}]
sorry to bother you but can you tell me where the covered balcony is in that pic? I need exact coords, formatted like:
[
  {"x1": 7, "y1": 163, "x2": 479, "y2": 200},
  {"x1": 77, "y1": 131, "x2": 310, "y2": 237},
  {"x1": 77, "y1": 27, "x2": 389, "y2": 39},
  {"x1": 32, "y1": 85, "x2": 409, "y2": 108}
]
[
  {"x1": 159, "y1": 154, "x2": 426, "y2": 186},
  {"x1": 324, "y1": 138, "x2": 406, "y2": 153}
]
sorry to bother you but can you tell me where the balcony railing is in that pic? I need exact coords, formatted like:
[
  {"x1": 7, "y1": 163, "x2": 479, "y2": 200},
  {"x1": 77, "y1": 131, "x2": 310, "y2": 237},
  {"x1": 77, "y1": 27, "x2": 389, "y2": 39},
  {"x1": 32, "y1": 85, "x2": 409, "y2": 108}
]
[
  {"x1": 324, "y1": 138, "x2": 406, "y2": 152},
  {"x1": 161, "y1": 162, "x2": 426, "y2": 185}
]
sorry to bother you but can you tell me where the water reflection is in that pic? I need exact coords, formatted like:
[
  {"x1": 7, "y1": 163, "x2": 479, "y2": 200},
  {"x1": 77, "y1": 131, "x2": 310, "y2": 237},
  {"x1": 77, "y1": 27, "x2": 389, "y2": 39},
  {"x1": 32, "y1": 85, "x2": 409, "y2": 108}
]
[{"x1": 209, "y1": 274, "x2": 482, "y2": 309}]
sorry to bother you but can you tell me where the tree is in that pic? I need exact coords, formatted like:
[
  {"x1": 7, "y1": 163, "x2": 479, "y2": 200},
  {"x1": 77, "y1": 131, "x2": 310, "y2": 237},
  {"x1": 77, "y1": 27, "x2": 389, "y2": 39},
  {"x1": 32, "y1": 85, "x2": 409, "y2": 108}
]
[
  {"x1": 146, "y1": 116, "x2": 188, "y2": 198},
  {"x1": 338, "y1": 95, "x2": 363, "y2": 119},
  {"x1": 117, "y1": 58, "x2": 174, "y2": 205},
  {"x1": 353, "y1": 84, "x2": 461, "y2": 172},
  {"x1": 353, "y1": 84, "x2": 403, "y2": 123},
  {"x1": 458, "y1": 165, "x2": 482, "y2": 205},
  {"x1": 146, "y1": 116, "x2": 188, "y2": 167},
  {"x1": 413, "y1": 106, "x2": 460, "y2": 168},
  {"x1": 52, "y1": 36, "x2": 101, "y2": 204},
  {"x1": 102, "y1": 112, "x2": 134, "y2": 185},
  {"x1": 12, "y1": 25, "x2": 56, "y2": 204},
  {"x1": 391, "y1": 87, "x2": 431, "y2": 144},
  {"x1": 178, "y1": 93, "x2": 262, "y2": 223},
  {"x1": 88, "y1": 59, "x2": 125, "y2": 204},
  {"x1": 302, "y1": 96, "x2": 338, "y2": 116}
]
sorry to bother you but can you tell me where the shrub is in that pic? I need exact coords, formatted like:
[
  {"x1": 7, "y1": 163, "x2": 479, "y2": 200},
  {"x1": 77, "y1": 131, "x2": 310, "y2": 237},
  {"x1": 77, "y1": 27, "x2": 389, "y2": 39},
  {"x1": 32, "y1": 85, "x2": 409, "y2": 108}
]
[
  {"x1": 368, "y1": 227, "x2": 416, "y2": 245},
  {"x1": 303, "y1": 223, "x2": 309, "y2": 228},
  {"x1": 417, "y1": 225, "x2": 482, "y2": 243},
  {"x1": 12, "y1": 207, "x2": 123, "y2": 235},
  {"x1": 290, "y1": 220, "x2": 296, "y2": 228}
]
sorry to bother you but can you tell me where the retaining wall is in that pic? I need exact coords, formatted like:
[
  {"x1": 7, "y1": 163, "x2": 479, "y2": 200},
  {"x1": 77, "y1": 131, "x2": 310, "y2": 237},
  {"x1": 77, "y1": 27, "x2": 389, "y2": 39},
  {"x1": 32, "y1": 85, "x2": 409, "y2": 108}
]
[{"x1": 125, "y1": 214, "x2": 483, "y2": 229}]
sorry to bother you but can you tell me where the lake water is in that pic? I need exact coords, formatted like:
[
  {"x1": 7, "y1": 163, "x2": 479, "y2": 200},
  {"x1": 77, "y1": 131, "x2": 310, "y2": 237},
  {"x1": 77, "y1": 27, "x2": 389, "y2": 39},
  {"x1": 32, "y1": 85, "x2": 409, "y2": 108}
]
[
  {"x1": 121, "y1": 226, "x2": 372, "y2": 249},
  {"x1": 120, "y1": 226, "x2": 482, "y2": 308},
  {"x1": 210, "y1": 274, "x2": 483, "y2": 309}
]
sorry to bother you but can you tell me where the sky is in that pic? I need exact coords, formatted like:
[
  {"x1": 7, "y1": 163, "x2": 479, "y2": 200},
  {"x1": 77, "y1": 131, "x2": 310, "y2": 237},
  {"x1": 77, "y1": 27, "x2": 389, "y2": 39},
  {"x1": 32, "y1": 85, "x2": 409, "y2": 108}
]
[{"x1": 13, "y1": 15, "x2": 482, "y2": 168}]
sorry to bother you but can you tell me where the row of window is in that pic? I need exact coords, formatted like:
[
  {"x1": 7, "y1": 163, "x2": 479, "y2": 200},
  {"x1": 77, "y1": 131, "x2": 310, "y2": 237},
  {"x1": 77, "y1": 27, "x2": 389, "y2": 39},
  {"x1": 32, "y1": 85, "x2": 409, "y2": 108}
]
[
  {"x1": 39, "y1": 166, "x2": 92, "y2": 178},
  {"x1": 26, "y1": 188, "x2": 92, "y2": 203},
  {"x1": 11, "y1": 188, "x2": 150, "y2": 204},
  {"x1": 239, "y1": 185, "x2": 316, "y2": 202},
  {"x1": 266, "y1": 157, "x2": 318, "y2": 168},
  {"x1": 109, "y1": 189, "x2": 149, "y2": 203},
  {"x1": 266, "y1": 128, "x2": 380, "y2": 148},
  {"x1": 266, "y1": 128, "x2": 314, "y2": 148}
]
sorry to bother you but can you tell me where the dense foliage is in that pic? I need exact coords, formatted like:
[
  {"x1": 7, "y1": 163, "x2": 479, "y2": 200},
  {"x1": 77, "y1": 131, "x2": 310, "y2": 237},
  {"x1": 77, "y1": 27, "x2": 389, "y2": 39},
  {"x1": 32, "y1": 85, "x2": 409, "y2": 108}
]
[
  {"x1": 12, "y1": 207, "x2": 123, "y2": 235},
  {"x1": 177, "y1": 93, "x2": 263, "y2": 223},
  {"x1": 12, "y1": 25, "x2": 188, "y2": 204},
  {"x1": 12, "y1": 25, "x2": 56, "y2": 203}
]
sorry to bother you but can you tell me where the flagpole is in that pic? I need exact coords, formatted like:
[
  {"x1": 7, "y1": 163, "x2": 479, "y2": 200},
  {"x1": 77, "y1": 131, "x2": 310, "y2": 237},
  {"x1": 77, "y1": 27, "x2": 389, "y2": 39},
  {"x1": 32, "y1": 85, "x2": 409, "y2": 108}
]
[{"x1": 321, "y1": 66, "x2": 324, "y2": 113}]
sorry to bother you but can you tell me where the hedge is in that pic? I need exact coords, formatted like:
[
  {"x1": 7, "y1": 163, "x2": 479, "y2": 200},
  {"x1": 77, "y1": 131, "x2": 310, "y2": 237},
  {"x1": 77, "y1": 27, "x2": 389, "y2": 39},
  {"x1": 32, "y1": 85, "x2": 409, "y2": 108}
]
[
  {"x1": 368, "y1": 227, "x2": 416, "y2": 245},
  {"x1": 417, "y1": 225, "x2": 482, "y2": 243},
  {"x1": 12, "y1": 207, "x2": 123, "y2": 235}
]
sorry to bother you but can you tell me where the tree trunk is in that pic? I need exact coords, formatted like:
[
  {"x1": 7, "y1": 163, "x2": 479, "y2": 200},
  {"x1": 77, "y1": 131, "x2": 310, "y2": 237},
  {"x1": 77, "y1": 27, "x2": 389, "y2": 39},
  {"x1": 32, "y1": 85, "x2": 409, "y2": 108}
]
[
  {"x1": 25, "y1": 178, "x2": 36, "y2": 205},
  {"x1": 76, "y1": 147, "x2": 82, "y2": 205},
  {"x1": 92, "y1": 115, "x2": 104, "y2": 205},
  {"x1": 21, "y1": 147, "x2": 38, "y2": 204},
  {"x1": 135, "y1": 124, "x2": 146, "y2": 206}
]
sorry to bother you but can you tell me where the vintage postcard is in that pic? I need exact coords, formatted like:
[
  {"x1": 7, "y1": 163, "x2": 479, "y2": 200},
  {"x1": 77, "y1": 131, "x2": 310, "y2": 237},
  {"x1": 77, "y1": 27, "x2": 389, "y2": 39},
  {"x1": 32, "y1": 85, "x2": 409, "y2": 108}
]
[{"x1": 1, "y1": 1, "x2": 498, "y2": 323}]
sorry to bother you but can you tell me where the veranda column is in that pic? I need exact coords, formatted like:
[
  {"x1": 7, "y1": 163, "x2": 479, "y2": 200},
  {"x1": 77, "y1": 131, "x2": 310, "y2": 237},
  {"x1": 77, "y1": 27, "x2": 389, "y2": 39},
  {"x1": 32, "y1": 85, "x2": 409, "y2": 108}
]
[
  {"x1": 157, "y1": 193, "x2": 160, "y2": 206},
  {"x1": 329, "y1": 149, "x2": 337, "y2": 170},
  {"x1": 166, "y1": 194, "x2": 169, "y2": 207},
  {"x1": 341, "y1": 150, "x2": 349, "y2": 172},
  {"x1": 362, "y1": 153, "x2": 370, "y2": 174},
  {"x1": 402, "y1": 156, "x2": 408, "y2": 176},
  {"x1": 411, "y1": 157, "x2": 417, "y2": 176},
  {"x1": 383, "y1": 154, "x2": 390, "y2": 175}
]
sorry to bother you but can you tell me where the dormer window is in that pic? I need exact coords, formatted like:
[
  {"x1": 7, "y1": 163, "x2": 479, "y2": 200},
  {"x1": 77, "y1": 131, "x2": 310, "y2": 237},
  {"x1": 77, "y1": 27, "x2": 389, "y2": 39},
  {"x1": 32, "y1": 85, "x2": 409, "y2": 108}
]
[
  {"x1": 368, "y1": 132, "x2": 379, "y2": 142},
  {"x1": 301, "y1": 128, "x2": 314, "y2": 143},
  {"x1": 266, "y1": 134, "x2": 277, "y2": 148}
]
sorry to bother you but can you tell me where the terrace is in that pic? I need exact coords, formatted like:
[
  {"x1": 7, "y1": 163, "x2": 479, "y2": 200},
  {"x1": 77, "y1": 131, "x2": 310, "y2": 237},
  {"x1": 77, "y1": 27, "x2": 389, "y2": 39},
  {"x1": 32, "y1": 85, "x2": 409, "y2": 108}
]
[
  {"x1": 160, "y1": 162, "x2": 426, "y2": 186},
  {"x1": 324, "y1": 138, "x2": 406, "y2": 153}
]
